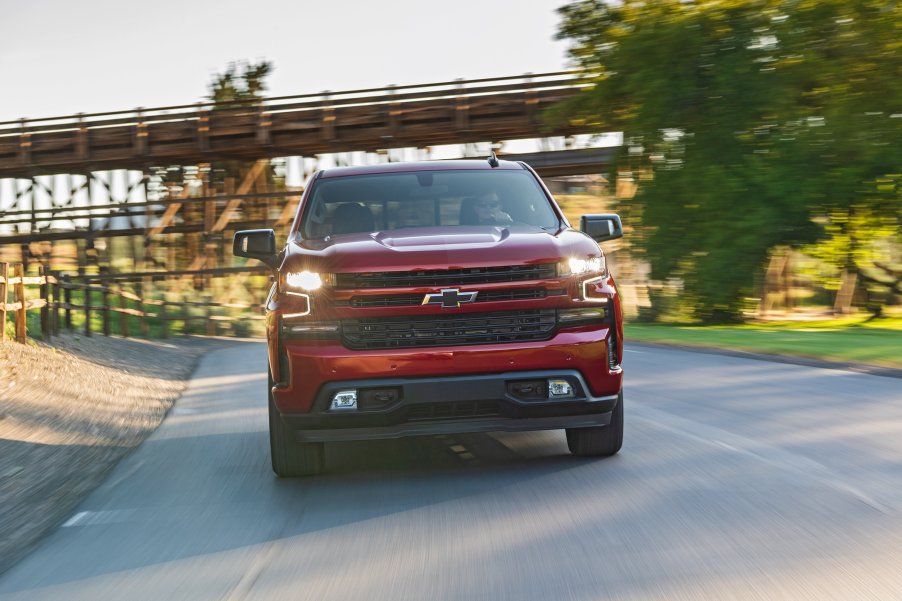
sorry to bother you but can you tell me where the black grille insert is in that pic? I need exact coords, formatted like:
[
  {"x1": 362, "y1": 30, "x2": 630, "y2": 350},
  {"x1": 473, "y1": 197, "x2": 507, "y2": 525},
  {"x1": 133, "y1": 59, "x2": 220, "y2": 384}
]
[
  {"x1": 407, "y1": 401, "x2": 501, "y2": 421},
  {"x1": 349, "y1": 288, "x2": 547, "y2": 308},
  {"x1": 336, "y1": 264, "x2": 557, "y2": 289},
  {"x1": 342, "y1": 309, "x2": 556, "y2": 350}
]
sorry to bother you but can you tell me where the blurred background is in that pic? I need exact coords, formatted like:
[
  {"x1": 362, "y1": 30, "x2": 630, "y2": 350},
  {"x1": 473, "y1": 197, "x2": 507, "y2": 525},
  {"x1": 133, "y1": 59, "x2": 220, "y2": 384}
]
[{"x1": 1, "y1": 0, "x2": 900, "y2": 353}]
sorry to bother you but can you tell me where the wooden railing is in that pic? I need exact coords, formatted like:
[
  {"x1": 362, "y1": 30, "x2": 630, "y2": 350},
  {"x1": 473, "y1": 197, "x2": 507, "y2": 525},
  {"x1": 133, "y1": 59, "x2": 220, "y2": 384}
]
[
  {"x1": 0, "y1": 263, "x2": 53, "y2": 343},
  {"x1": 1, "y1": 262, "x2": 264, "y2": 343},
  {"x1": 0, "y1": 71, "x2": 594, "y2": 178}
]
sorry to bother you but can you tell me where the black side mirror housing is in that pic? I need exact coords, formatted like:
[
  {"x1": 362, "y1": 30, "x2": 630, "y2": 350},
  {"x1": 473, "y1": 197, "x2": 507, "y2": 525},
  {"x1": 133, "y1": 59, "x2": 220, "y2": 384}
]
[
  {"x1": 580, "y1": 214, "x2": 624, "y2": 243},
  {"x1": 233, "y1": 229, "x2": 278, "y2": 268}
]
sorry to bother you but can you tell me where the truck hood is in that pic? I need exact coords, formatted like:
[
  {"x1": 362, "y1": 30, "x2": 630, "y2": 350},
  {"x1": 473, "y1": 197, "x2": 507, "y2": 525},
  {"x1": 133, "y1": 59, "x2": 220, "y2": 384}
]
[{"x1": 285, "y1": 226, "x2": 601, "y2": 273}]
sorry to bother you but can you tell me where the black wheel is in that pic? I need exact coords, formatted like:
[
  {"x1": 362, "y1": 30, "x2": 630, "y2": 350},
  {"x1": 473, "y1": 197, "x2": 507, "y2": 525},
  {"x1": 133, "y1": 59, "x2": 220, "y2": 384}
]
[
  {"x1": 566, "y1": 390, "x2": 624, "y2": 457},
  {"x1": 268, "y1": 373, "x2": 324, "y2": 477}
]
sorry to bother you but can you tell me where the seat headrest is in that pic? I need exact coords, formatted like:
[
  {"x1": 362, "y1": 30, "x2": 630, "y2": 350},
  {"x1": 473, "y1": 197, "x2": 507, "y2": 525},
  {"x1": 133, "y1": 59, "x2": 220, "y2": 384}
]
[{"x1": 332, "y1": 203, "x2": 375, "y2": 235}]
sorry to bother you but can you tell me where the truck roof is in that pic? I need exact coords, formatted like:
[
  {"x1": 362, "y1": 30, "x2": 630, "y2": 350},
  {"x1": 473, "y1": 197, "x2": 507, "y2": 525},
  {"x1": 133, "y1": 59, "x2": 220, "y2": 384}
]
[{"x1": 318, "y1": 159, "x2": 526, "y2": 179}]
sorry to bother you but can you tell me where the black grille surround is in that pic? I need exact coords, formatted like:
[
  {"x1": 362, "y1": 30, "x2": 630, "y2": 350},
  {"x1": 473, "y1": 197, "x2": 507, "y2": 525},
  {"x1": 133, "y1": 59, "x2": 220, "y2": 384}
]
[
  {"x1": 335, "y1": 264, "x2": 557, "y2": 289},
  {"x1": 342, "y1": 309, "x2": 556, "y2": 350}
]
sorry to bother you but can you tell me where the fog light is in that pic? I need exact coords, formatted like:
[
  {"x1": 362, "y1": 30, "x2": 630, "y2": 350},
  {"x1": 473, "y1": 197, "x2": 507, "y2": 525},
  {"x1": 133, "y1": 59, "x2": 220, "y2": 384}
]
[
  {"x1": 330, "y1": 390, "x2": 358, "y2": 411},
  {"x1": 548, "y1": 379, "x2": 574, "y2": 398}
]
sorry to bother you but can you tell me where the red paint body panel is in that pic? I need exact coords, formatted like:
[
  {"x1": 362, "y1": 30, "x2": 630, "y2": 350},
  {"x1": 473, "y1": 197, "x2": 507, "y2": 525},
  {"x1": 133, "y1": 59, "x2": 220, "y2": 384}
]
[{"x1": 286, "y1": 227, "x2": 596, "y2": 275}]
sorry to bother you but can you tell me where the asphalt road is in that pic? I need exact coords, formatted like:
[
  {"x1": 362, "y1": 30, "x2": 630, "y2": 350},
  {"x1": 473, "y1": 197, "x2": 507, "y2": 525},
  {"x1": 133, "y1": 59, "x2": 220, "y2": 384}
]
[{"x1": 1, "y1": 343, "x2": 901, "y2": 600}]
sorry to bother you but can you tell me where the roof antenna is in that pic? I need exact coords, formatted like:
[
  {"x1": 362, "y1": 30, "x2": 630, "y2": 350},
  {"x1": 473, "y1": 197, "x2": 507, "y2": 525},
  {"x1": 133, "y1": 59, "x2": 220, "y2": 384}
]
[{"x1": 487, "y1": 151, "x2": 499, "y2": 168}]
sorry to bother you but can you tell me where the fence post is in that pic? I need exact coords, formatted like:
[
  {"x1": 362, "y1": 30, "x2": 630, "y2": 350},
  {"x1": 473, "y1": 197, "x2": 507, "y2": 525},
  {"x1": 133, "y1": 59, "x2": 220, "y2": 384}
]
[
  {"x1": 39, "y1": 264, "x2": 50, "y2": 340},
  {"x1": 160, "y1": 299, "x2": 168, "y2": 338},
  {"x1": 101, "y1": 279, "x2": 110, "y2": 337},
  {"x1": 84, "y1": 281, "x2": 92, "y2": 337},
  {"x1": 14, "y1": 264, "x2": 27, "y2": 343},
  {"x1": 63, "y1": 274, "x2": 72, "y2": 330},
  {"x1": 119, "y1": 287, "x2": 129, "y2": 338},
  {"x1": 1, "y1": 262, "x2": 7, "y2": 341},
  {"x1": 182, "y1": 293, "x2": 190, "y2": 336},
  {"x1": 206, "y1": 295, "x2": 215, "y2": 336},
  {"x1": 137, "y1": 281, "x2": 148, "y2": 337},
  {"x1": 51, "y1": 271, "x2": 60, "y2": 336}
]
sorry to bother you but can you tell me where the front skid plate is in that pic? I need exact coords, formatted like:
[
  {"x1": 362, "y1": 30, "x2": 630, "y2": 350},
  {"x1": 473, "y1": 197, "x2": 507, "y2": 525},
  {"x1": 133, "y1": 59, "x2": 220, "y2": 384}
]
[{"x1": 294, "y1": 411, "x2": 613, "y2": 443}]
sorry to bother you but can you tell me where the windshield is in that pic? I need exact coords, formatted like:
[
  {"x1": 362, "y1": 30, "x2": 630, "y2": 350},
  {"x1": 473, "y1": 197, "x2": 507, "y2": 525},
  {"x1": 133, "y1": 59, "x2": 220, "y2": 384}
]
[{"x1": 300, "y1": 169, "x2": 560, "y2": 239}]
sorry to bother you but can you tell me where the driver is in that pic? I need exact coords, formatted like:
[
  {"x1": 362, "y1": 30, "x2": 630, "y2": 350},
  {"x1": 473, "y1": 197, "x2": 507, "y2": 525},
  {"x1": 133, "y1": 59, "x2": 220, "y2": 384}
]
[{"x1": 473, "y1": 191, "x2": 513, "y2": 225}]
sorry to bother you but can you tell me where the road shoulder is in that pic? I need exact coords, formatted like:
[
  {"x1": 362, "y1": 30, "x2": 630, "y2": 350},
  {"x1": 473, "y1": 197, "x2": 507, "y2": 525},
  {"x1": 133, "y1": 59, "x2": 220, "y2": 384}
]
[
  {"x1": 0, "y1": 334, "x2": 242, "y2": 575},
  {"x1": 629, "y1": 340, "x2": 902, "y2": 379}
]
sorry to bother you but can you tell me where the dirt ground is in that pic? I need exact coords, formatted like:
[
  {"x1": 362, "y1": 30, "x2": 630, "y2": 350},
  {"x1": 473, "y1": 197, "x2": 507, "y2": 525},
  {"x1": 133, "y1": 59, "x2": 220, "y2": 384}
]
[{"x1": 0, "y1": 333, "x2": 231, "y2": 576}]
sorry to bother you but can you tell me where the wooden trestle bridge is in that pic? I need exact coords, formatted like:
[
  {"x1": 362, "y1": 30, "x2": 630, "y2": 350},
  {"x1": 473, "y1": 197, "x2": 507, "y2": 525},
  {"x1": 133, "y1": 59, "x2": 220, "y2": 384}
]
[
  {"x1": 0, "y1": 71, "x2": 598, "y2": 178},
  {"x1": 0, "y1": 71, "x2": 615, "y2": 334}
]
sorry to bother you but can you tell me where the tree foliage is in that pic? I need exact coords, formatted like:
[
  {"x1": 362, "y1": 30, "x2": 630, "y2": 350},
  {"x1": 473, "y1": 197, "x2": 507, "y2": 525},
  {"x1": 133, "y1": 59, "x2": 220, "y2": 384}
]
[
  {"x1": 555, "y1": 0, "x2": 902, "y2": 322},
  {"x1": 206, "y1": 61, "x2": 282, "y2": 190},
  {"x1": 208, "y1": 60, "x2": 273, "y2": 105}
]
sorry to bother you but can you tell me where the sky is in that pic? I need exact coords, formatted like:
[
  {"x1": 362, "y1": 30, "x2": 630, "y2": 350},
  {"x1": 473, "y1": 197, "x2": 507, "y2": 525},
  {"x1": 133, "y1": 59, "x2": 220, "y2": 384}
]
[{"x1": 0, "y1": 0, "x2": 574, "y2": 121}]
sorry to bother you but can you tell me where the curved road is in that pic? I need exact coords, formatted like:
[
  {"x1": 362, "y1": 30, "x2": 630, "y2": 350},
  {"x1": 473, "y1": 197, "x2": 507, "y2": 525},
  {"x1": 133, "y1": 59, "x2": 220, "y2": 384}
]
[{"x1": 1, "y1": 343, "x2": 901, "y2": 600}]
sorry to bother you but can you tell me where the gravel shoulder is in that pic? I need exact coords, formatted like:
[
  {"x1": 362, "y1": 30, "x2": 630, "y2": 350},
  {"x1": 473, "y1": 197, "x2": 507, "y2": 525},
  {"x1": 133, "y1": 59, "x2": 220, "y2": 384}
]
[{"x1": 0, "y1": 334, "x2": 241, "y2": 576}]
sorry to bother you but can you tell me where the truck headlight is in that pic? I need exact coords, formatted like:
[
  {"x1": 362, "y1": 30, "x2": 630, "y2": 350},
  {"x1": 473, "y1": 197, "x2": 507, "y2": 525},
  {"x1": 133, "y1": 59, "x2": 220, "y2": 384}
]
[
  {"x1": 285, "y1": 271, "x2": 324, "y2": 291},
  {"x1": 560, "y1": 256, "x2": 605, "y2": 276}
]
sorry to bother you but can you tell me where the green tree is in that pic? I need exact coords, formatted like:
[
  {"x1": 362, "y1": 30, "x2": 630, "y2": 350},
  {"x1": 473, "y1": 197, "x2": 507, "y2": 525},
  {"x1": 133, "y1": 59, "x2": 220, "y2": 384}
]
[
  {"x1": 206, "y1": 60, "x2": 285, "y2": 204},
  {"x1": 555, "y1": 0, "x2": 902, "y2": 322},
  {"x1": 207, "y1": 60, "x2": 280, "y2": 187},
  {"x1": 208, "y1": 60, "x2": 273, "y2": 105}
]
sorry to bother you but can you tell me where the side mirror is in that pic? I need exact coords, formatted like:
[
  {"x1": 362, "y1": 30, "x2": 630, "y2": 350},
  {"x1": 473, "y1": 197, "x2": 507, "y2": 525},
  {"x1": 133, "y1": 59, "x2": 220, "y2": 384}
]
[
  {"x1": 233, "y1": 229, "x2": 278, "y2": 268},
  {"x1": 580, "y1": 214, "x2": 623, "y2": 243}
]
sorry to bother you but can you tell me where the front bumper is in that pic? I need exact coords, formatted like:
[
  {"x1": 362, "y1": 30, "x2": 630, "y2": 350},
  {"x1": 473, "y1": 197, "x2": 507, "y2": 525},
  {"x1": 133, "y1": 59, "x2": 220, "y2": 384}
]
[
  {"x1": 276, "y1": 369, "x2": 619, "y2": 442},
  {"x1": 272, "y1": 326, "x2": 622, "y2": 413}
]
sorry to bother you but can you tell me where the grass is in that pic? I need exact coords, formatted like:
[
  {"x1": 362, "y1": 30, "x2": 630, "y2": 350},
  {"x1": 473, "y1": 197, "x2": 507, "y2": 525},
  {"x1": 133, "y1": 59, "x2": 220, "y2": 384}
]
[
  {"x1": 626, "y1": 316, "x2": 902, "y2": 369},
  {"x1": 12, "y1": 286, "x2": 265, "y2": 342}
]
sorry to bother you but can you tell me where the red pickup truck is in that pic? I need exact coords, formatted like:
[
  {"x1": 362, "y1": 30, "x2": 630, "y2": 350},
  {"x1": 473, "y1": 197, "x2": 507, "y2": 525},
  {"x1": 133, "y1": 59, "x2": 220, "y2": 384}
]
[{"x1": 234, "y1": 157, "x2": 624, "y2": 476}]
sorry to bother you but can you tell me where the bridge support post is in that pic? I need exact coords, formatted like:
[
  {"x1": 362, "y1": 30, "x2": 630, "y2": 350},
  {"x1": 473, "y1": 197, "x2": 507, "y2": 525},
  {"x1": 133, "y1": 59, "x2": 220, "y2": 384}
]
[
  {"x1": 75, "y1": 114, "x2": 88, "y2": 160},
  {"x1": 19, "y1": 119, "x2": 31, "y2": 167},
  {"x1": 134, "y1": 109, "x2": 148, "y2": 156},
  {"x1": 256, "y1": 104, "x2": 272, "y2": 146},
  {"x1": 322, "y1": 93, "x2": 336, "y2": 142},
  {"x1": 197, "y1": 104, "x2": 210, "y2": 152}
]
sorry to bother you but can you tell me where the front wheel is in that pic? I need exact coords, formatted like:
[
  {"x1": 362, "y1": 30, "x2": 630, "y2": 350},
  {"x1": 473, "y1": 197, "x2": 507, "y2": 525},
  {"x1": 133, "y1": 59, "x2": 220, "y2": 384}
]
[
  {"x1": 268, "y1": 374, "x2": 324, "y2": 477},
  {"x1": 566, "y1": 390, "x2": 624, "y2": 457}
]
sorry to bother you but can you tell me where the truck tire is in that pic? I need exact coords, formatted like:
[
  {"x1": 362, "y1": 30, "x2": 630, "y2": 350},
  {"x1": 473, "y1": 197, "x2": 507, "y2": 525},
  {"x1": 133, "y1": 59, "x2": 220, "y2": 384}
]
[
  {"x1": 268, "y1": 374, "x2": 324, "y2": 477},
  {"x1": 566, "y1": 390, "x2": 623, "y2": 457}
]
